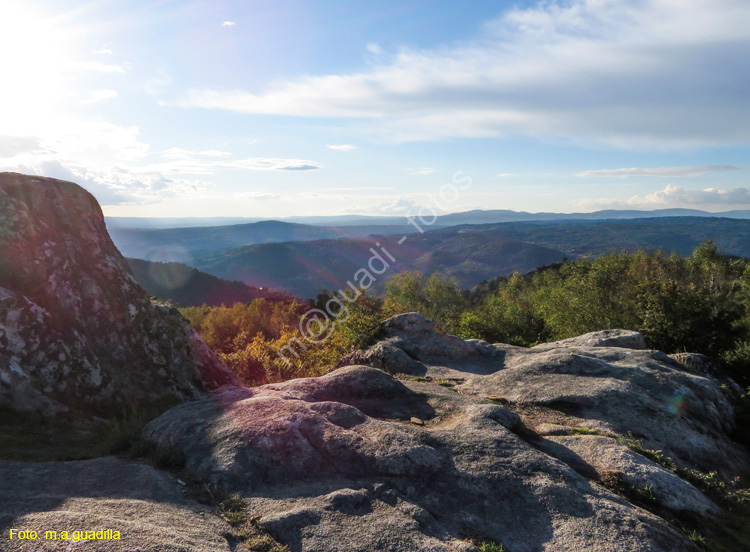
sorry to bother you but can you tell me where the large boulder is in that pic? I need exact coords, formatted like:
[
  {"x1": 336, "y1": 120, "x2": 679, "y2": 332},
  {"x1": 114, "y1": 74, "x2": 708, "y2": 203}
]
[
  {"x1": 145, "y1": 366, "x2": 698, "y2": 552},
  {"x1": 0, "y1": 173, "x2": 237, "y2": 417},
  {"x1": 351, "y1": 314, "x2": 747, "y2": 478}
]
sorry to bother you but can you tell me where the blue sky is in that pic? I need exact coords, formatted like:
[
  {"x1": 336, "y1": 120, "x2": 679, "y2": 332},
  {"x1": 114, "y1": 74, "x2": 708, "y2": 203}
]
[{"x1": 0, "y1": 0, "x2": 748, "y2": 217}]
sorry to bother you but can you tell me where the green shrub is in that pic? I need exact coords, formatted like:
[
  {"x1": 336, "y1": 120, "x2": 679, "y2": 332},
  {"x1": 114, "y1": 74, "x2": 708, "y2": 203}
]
[
  {"x1": 636, "y1": 484, "x2": 657, "y2": 504},
  {"x1": 687, "y1": 530, "x2": 707, "y2": 547},
  {"x1": 474, "y1": 542, "x2": 504, "y2": 552}
]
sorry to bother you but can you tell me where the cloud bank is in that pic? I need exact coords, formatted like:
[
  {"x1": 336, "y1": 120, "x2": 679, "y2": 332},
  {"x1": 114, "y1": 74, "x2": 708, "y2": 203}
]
[
  {"x1": 578, "y1": 165, "x2": 741, "y2": 178},
  {"x1": 583, "y1": 184, "x2": 750, "y2": 210},
  {"x1": 180, "y1": 0, "x2": 750, "y2": 147}
]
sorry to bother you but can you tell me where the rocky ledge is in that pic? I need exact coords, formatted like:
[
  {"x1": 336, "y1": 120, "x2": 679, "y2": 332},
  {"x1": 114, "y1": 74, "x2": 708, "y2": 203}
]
[{"x1": 137, "y1": 313, "x2": 749, "y2": 551}]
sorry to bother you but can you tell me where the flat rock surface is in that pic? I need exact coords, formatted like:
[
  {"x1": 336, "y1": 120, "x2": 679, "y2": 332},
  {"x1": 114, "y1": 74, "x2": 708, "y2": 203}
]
[{"x1": 0, "y1": 457, "x2": 233, "y2": 551}]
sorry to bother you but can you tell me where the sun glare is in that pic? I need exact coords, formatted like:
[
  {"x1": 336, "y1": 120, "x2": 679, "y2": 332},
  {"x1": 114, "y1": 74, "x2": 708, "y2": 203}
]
[{"x1": 0, "y1": 4, "x2": 73, "y2": 133}]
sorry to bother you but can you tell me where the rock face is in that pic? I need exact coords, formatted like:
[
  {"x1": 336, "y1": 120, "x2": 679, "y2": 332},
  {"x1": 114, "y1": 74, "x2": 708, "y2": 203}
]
[
  {"x1": 0, "y1": 173, "x2": 236, "y2": 416},
  {"x1": 143, "y1": 315, "x2": 750, "y2": 551}
]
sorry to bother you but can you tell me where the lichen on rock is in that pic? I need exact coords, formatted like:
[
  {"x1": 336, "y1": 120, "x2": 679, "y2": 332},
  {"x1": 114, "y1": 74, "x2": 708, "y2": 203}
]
[{"x1": 0, "y1": 173, "x2": 237, "y2": 417}]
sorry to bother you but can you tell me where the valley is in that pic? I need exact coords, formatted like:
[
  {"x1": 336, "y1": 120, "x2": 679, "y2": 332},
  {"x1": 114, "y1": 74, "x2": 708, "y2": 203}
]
[{"x1": 114, "y1": 215, "x2": 750, "y2": 300}]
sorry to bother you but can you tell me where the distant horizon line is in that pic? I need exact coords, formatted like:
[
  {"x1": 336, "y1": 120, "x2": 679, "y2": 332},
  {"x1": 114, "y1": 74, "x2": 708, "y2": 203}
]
[{"x1": 105, "y1": 206, "x2": 750, "y2": 220}]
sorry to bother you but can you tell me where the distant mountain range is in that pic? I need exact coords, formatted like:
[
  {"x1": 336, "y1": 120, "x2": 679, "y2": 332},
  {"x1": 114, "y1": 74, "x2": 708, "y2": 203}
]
[
  {"x1": 106, "y1": 207, "x2": 750, "y2": 230},
  {"x1": 190, "y1": 217, "x2": 750, "y2": 298},
  {"x1": 435, "y1": 208, "x2": 750, "y2": 225},
  {"x1": 110, "y1": 221, "x2": 428, "y2": 262},
  {"x1": 111, "y1": 213, "x2": 750, "y2": 301},
  {"x1": 193, "y1": 233, "x2": 568, "y2": 298},
  {"x1": 107, "y1": 208, "x2": 750, "y2": 263}
]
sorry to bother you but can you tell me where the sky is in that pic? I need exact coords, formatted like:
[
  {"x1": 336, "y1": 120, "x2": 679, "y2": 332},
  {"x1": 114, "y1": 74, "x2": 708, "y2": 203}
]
[{"x1": 0, "y1": 0, "x2": 748, "y2": 218}]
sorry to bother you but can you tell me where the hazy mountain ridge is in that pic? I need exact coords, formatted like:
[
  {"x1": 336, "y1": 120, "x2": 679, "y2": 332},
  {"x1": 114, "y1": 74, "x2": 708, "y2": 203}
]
[
  {"x1": 189, "y1": 217, "x2": 750, "y2": 299},
  {"x1": 107, "y1": 209, "x2": 750, "y2": 266},
  {"x1": 436, "y1": 208, "x2": 750, "y2": 225},
  {"x1": 106, "y1": 207, "x2": 750, "y2": 230},
  {"x1": 194, "y1": 233, "x2": 567, "y2": 298},
  {"x1": 126, "y1": 258, "x2": 289, "y2": 307},
  {"x1": 109, "y1": 220, "x2": 430, "y2": 261}
]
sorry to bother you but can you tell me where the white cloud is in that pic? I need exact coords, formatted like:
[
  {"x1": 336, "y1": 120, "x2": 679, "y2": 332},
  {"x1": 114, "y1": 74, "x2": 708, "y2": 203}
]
[
  {"x1": 366, "y1": 43, "x2": 384, "y2": 55},
  {"x1": 9, "y1": 159, "x2": 207, "y2": 206},
  {"x1": 7, "y1": 153, "x2": 320, "y2": 207},
  {"x1": 0, "y1": 121, "x2": 150, "y2": 165},
  {"x1": 201, "y1": 150, "x2": 232, "y2": 158},
  {"x1": 52, "y1": 121, "x2": 150, "y2": 162},
  {"x1": 180, "y1": 0, "x2": 750, "y2": 147},
  {"x1": 327, "y1": 144, "x2": 357, "y2": 151},
  {"x1": 577, "y1": 165, "x2": 741, "y2": 178},
  {"x1": 135, "y1": 154, "x2": 323, "y2": 176},
  {"x1": 2, "y1": 133, "x2": 321, "y2": 206},
  {"x1": 323, "y1": 186, "x2": 394, "y2": 192},
  {"x1": 143, "y1": 74, "x2": 173, "y2": 96},
  {"x1": 78, "y1": 61, "x2": 126, "y2": 73},
  {"x1": 410, "y1": 167, "x2": 436, "y2": 175},
  {"x1": 160, "y1": 148, "x2": 232, "y2": 160},
  {"x1": 222, "y1": 158, "x2": 322, "y2": 171},
  {"x1": 85, "y1": 90, "x2": 118, "y2": 104},
  {"x1": 242, "y1": 192, "x2": 281, "y2": 200},
  {"x1": 0, "y1": 136, "x2": 51, "y2": 158},
  {"x1": 222, "y1": 21, "x2": 236, "y2": 27},
  {"x1": 581, "y1": 184, "x2": 750, "y2": 210},
  {"x1": 92, "y1": 48, "x2": 112, "y2": 55}
]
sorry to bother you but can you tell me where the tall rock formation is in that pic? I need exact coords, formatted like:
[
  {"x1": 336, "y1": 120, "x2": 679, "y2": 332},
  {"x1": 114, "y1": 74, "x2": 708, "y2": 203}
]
[{"x1": 0, "y1": 172, "x2": 237, "y2": 417}]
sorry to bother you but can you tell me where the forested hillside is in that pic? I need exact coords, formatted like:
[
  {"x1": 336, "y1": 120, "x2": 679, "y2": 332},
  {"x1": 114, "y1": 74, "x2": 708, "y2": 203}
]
[
  {"x1": 188, "y1": 217, "x2": 750, "y2": 299},
  {"x1": 183, "y1": 242, "x2": 750, "y2": 393},
  {"x1": 127, "y1": 258, "x2": 288, "y2": 307},
  {"x1": 194, "y1": 233, "x2": 566, "y2": 298}
]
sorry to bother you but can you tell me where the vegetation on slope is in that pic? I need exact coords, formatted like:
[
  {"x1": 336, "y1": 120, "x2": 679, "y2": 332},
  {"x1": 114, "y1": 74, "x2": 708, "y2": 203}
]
[
  {"x1": 186, "y1": 217, "x2": 750, "y2": 298},
  {"x1": 193, "y1": 233, "x2": 566, "y2": 298},
  {"x1": 181, "y1": 295, "x2": 382, "y2": 385},
  {"x1": 127, "y1": 258, "x2": 288, "y2": 307},
  {"x1": 182, "y1": 241, "x2": 750, "y2": 389},
  {"x1": 454, "y1": 241, "x2": 750, "y2": 384}
]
